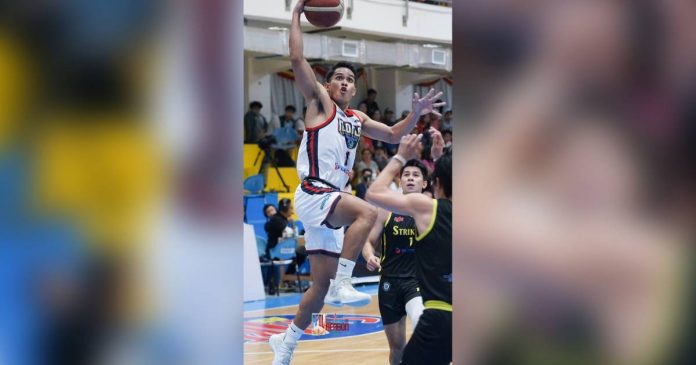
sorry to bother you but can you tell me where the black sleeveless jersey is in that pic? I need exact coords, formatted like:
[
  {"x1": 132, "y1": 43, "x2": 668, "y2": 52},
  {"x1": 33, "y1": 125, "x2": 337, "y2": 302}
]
[
  {"x1": 379, "y1": 213, "x2": 417, "y2": 278},
  {"x1": 415, "y1": 199, "x2": 452, "y2": 305}
]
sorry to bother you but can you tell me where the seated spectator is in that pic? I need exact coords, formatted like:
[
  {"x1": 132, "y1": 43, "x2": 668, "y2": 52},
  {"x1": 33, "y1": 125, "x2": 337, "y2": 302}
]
[
  {"x1": 389, "y1": 174, "x2": 401, "y2": 192},
  {"x1": 270, "y1": 105, "x2": 303, "y2": 143},
  {"x1": 263, "y1": 204, "x2": 277, "y2": 221},
  {"x1": 443, "y1": 129, "x2": 452, "y2": 150},
  {"x1": 296, "y1": 106, "x2": 307, "y2": 139},
  {"x1": 430, "y1": 113, "x2": 442, "y2": 131},
  {"x1": 355, "y1": 168, "x2": 373, "y2": 200},
  {"x1": 416, "y1": 114, "x2": 431, "y2": 134},
  {"x1": 382, "y1": 108, "x2": 396, "y2": 126},
  {"x1": 373, "y1": 146, "x2": 389, "y2": 171},
  {"x1": 441, "y1": 110, "x2": 453, "y2": 131},
  {"x1": 371, "y1": 109, "x2": 382, "y2": 123},
  {"x1": 357, "y1": 101, "x2": 368, "y2": 114},
  {"x1": 244, "y1": 101, "x2": 268, "y2": 143},
  {"x1": 356, "y1": 149, "x2": 380, "y2": 177},
  {"x1": 264, "y1": 198, "x2": 295, "y2": 259},
  {"x1": 361, "y1": 88, "x2": 380, "y2": 117},
  {"x1": 420, "y1": 148, "x2": 435, "y2": 175}
]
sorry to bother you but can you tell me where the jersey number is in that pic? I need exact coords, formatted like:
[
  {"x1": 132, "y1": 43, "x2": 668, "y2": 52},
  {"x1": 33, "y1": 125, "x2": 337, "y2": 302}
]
[
  {"x1": 409, "y1": 237, "x2": 414, "y2": 247},
  {"x1": 344, "y1": 151, "x2": 350, "y2": 166}
]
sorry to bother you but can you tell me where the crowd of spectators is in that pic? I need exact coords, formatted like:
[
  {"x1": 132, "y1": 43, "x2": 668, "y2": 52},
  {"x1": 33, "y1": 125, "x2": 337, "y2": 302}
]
[{"x1": 349, "y1": 87, "x2": 453, "y2": 196}]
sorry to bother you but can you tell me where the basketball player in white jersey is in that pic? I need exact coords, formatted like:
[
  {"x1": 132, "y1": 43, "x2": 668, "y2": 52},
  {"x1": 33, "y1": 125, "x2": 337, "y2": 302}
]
[{"x1": 269, "y1": 1, "x2": 444, "y2": 364}]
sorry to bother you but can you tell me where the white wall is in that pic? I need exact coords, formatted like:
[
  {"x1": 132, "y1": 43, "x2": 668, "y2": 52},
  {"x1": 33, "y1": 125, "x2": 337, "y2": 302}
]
[
  {"x1": 372, "y1": 68, "x2": 397, "y2": 114},
  {"x1": 245, "y1": 57, "x2": 290, "y2": 120},
  {"x1": 395, "y1": 70, "x2": 441, "y2": 115},
  {"x1": 244, "y1": 0, "x2": 451, "y2": 44}
]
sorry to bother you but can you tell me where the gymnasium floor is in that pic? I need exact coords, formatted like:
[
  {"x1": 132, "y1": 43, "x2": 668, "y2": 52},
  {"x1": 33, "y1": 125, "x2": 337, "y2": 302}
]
[{"x1": 244, "y1": 283, "x2": 414, "y2": 365}]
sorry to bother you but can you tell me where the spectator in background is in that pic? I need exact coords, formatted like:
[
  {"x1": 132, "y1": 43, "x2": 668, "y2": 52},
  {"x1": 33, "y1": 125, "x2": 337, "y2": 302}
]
[
  {"x1": 270, "y1": 105, "x2": 302, "y2": 148},
  {"x1": 442, "y1": 130, "x2": 452, "y2": 150},
  {"x1": 369, "y1": 109, "x2": 386, "y2": 150},
  {"x1": 441, "y1": 110, "x2": 453, "y2": 131},
  {"x1": 359, "y1": 132, "x2": 374, "y2": 153},
  {"x1": 389, "y1": 174, "x2": 401, "y2": 192},
  {"x1": 416, "y1": 114, "x2": 431, "y2": 134},
  {"x1": 382, "y1": 108, "x2": 396, "y2": 126},
  {"x1": 357, "y1": 101, "x2": 368, "y2": 114},
  {"x1": 263, "y1": 204, "x2": 277, "y2": 220},
  {"x1": 264, "y1": 198, "x2": 295, "y2": 259},
  {"x1": 355, "y1": 168, "x2": 374, "y2": 200},
  {"x1": 430, "y1": 113, "x2": 441, "y2": 131},
  {"x1": 356, "y1": 149, "x2": 380, "y2": 177},
  {"x1": 296, "y1": 106, "x2": 307, "y2": 140},
  {"x1": 420, "y1": 148, "x2": 435, "y2": 175},
  {"x1": 244, "y1": 101, "x2": 267, "y2": 143},
  {"x1": 370, "y1": 109, "x2": 382, "y2": 125},
  {"x1": 374, "y1": 147, "x2": 389, "y2": 171},
  {"x1": 362, "y1": 88, "x2": 380, "y2": 117}
]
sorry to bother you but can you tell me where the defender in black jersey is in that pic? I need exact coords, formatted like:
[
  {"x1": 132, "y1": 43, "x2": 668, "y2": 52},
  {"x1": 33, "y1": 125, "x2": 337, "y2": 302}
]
[
  {"x1": 362, "y1": 160, "x2": 428, "y2": 365},
  {"x1": 366, "y1": 131, "x2": 452, "y2": 365}
]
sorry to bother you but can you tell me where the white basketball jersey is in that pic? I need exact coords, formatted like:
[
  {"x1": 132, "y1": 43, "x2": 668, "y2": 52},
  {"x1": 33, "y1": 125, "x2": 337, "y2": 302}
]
[{"x1": 296, "y1": 103, "x2": 362, "y2": 189}]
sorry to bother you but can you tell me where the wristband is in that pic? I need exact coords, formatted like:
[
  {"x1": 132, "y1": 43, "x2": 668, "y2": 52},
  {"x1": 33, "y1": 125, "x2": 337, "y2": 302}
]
[{"x1": 393, "y1": 154, "x2": 407, "y2": 165}]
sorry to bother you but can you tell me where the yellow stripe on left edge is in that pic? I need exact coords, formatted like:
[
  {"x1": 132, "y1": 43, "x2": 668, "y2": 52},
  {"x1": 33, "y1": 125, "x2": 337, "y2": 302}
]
[{"x1": 416, "y1": 199, "x2": 438, "y2": 241}]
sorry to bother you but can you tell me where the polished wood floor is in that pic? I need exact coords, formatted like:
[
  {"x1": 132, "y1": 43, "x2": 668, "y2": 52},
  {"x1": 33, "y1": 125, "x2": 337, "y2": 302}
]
[{"x1": 244, "y1": 293, "x2": 414, "y2": 365}]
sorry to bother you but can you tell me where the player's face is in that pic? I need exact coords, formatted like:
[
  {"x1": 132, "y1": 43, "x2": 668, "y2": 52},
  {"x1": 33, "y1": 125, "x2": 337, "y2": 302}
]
[
  {"x1": 401, "y1": 166, "x2": 426, "y2": 194},
  {"x1": 325, "y1": 68, "x2": 356, "y2": 105}
]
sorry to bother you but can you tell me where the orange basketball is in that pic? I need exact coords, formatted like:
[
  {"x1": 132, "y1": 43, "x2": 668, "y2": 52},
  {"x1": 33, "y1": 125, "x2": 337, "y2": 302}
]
[{"x1": 304, "y1": 0, "x2": 344, "y2": 28}]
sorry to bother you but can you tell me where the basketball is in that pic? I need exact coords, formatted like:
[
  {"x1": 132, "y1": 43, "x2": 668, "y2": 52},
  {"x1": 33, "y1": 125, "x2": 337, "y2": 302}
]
[{"x1": 304, "y1": 0, "x2": 344, "y2": 28}]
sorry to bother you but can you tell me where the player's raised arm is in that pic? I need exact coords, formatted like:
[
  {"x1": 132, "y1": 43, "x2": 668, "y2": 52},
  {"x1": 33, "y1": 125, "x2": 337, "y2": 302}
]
[
  {"x1": 290, "y1": 1, "x2": 331, "y2": 108},
  {"x1": 358, "y1": 88, "x2": 445, "y2": 144},
  {"x1": 366, "y1": 134, "x2": 434, "y2": 228}
]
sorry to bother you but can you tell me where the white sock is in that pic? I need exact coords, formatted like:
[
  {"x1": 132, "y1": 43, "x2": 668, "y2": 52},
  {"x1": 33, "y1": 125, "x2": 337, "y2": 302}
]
[
  {"x1": 335, "y1": 258, "x2": 356, "y2": 281},
  {"x1": 284, "y1": 322, "x2": 303, "y2": 344},
  {"x1": 405, "y1": 296, "x2": 424, "y2": 328}
]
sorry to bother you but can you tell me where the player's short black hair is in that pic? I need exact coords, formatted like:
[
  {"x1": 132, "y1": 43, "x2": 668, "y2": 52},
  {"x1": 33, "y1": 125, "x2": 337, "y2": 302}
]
[
  {"x1": 401, "y1": 159, "x2": 429, "y2": 180},
  {"x1": 278, "y1": 198, "x2": 292, "y2": 213},
  {"x1": 285, "y1": 105, "x2": 296, "y2": 112},
  {"x1": 431, "y1": 151, "x2": 452, "y2": 198},
  {"x1": 250, "y1": 101, "x2": 263, "y2": 109},
  {"x1": 367, "y1": 88, "x2": 377, "y2": 95},
  {"x1": 326, "y1": 61, "x2": 357, "y2": 83}
]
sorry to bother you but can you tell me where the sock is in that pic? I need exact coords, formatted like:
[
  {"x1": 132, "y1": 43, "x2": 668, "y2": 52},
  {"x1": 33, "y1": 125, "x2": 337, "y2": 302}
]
[
  {"x1": 284, "y1": 322, "x2": 303, "y2": 344},
  {"x1": 336, "y1": 258, "x2": 356, "y2": 281}
]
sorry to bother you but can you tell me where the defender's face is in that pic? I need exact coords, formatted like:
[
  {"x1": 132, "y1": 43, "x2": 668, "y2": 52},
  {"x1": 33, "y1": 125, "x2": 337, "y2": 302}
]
[
  {"x1": 325, "y1": 68, "x2": 356, "y2": 105},
  {"x1": 401, "y1": 166, "x2": 427, "y2": 194}
]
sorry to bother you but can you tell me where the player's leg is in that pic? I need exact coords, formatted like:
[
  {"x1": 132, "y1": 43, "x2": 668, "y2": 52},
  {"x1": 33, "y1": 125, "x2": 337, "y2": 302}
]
[
  {"x1": 325, "y1": 193, "x2": 377, "y2": 262},
  {"x1": 269, "y1": 254, "x2": 338, "y2": 365},
  {"x1": 384, "y1": 318, "x2": 407, "y2": 365},
  {"x1": 404, "y1": 279, "x2": 424, "y2": 328},
  {"x1": 290, "y1": 253, "x2": 337, "y2": 329},
  {"x1": 323, "y1": 193, "x2": 377, "y2": 305},
  {"x1": 379, "y1": 277, "x2": 408, "y2": 365}
]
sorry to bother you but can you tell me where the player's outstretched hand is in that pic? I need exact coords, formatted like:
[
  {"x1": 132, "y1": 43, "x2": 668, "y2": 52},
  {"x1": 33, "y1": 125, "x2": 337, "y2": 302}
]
[
  {"x1": 429, "y1": 127, "x2": 444, "y2": 160},
  {"x1": 412, "y1": 88, "x2": 447, "y2": 117},
  {"x1": 397, "y1": 133, "x2": 423, "y2": 161}
]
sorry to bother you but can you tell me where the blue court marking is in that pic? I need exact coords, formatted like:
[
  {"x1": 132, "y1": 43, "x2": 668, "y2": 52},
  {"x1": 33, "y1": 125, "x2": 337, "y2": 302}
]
[{"x1": 244, "y1": 283, "x2": 379, "y2": 312}]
